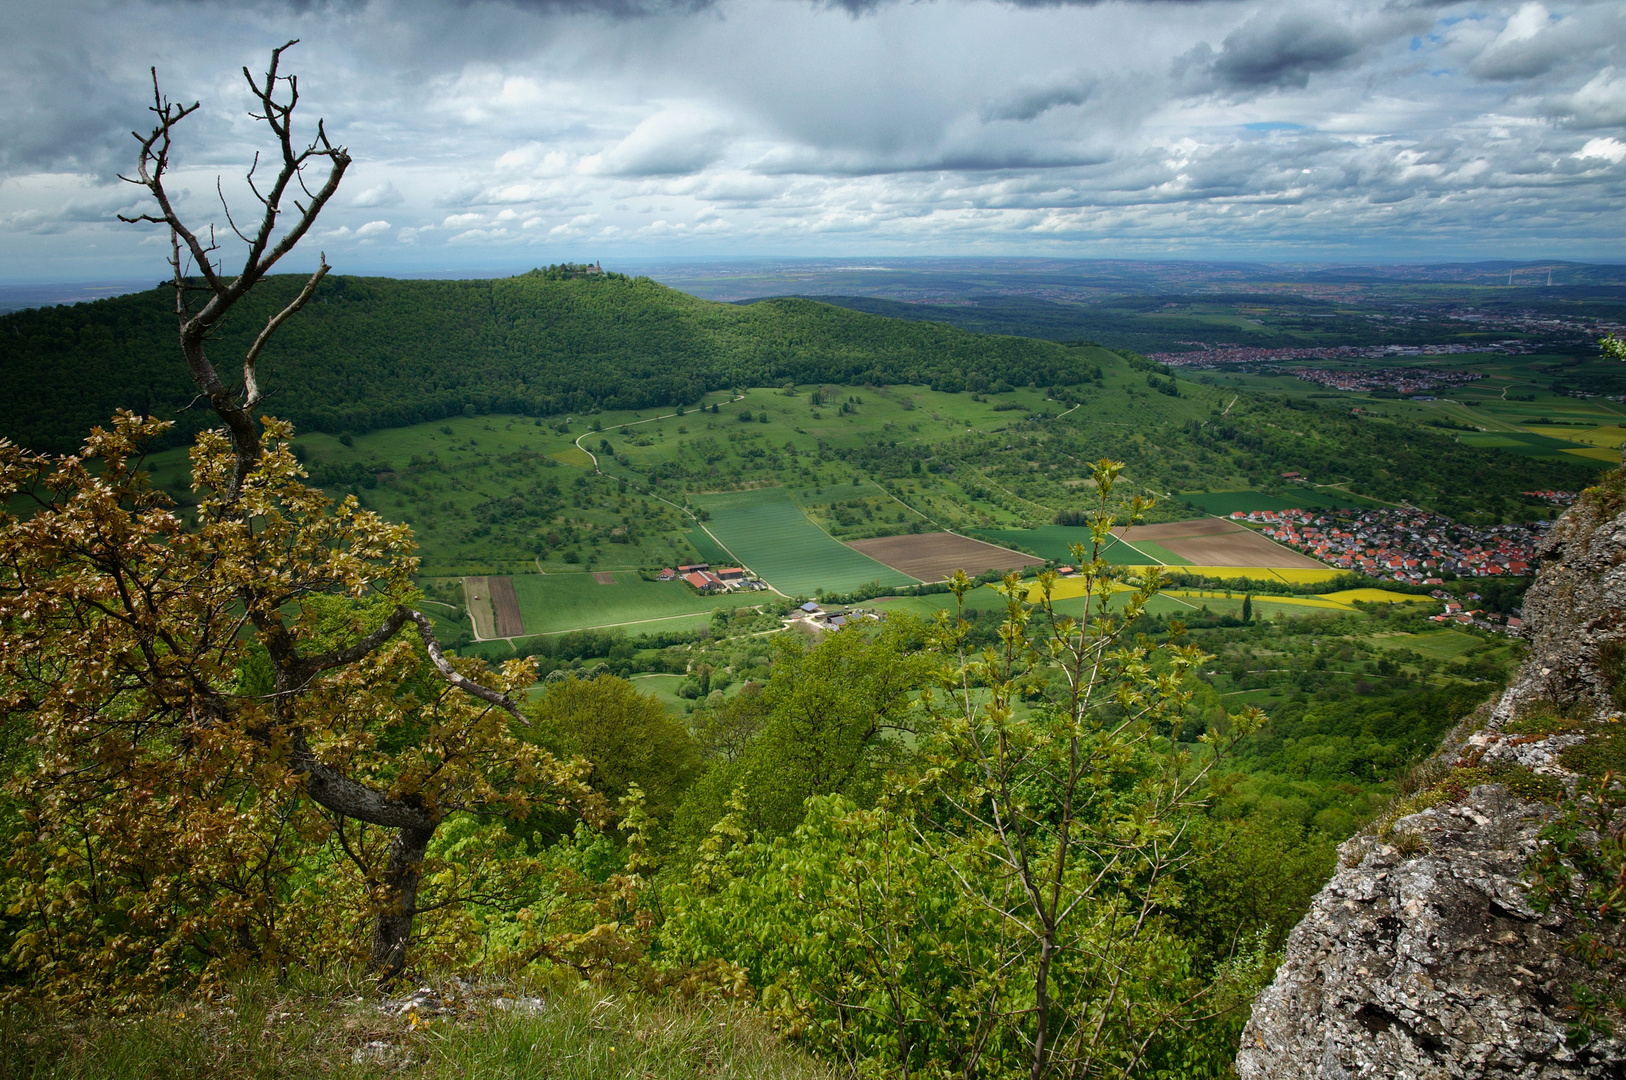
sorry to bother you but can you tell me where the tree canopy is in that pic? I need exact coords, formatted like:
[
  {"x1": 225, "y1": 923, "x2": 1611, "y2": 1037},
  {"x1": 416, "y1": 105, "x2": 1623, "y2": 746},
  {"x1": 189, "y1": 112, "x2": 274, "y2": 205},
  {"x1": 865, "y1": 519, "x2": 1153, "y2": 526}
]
[{"x1": 0, "y1": 273, "x2": 1094, "y2": 453}]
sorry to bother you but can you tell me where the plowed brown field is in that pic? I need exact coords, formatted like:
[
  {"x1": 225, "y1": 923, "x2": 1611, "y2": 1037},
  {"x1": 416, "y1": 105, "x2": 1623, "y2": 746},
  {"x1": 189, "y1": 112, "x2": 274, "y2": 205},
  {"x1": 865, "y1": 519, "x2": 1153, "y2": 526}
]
[
  {"x1": 846, "y1": 532, "x2": 1044, "y2": 582},
  {"x1": 1113, "y1": 518, "x2": 1323, "y2": 569},
  {"x1": 466, "y1": 575, "x2": 525, "y2": 638}
]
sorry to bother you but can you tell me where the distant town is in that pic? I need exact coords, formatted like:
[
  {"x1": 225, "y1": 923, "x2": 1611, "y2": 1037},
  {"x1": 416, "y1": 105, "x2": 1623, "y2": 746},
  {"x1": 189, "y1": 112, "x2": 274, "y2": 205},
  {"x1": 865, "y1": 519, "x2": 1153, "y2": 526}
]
[
  {"x1": 1150, "y1": 342, "x2": 1528, "y2": 368},
  {"x1": 1232, "y1": 506, "x2": 1550, "y2": 584}
]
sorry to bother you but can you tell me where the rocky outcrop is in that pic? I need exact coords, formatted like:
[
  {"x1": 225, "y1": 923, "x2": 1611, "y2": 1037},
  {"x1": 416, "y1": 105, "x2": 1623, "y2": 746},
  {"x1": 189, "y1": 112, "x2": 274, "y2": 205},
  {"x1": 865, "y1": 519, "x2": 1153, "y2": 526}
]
[{"x1": 1237, "y1": 472, "x2": 1626, "y2": 1079}]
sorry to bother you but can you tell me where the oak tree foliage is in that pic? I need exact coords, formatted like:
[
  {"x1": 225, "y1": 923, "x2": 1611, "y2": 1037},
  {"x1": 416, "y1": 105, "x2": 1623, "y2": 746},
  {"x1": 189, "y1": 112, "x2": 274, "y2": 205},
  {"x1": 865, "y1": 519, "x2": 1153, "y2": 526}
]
[{"x1": 0, "y1": 44, "x2": 596, "y2": 998}]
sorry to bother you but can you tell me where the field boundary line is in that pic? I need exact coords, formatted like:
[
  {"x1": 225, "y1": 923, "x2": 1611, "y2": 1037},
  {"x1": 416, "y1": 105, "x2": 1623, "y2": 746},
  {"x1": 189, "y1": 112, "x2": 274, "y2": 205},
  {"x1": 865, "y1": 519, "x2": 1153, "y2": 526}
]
[
  {"x1": 799, "y1": 503, "x2": 927, "y2": 584},
  {"x1": 1105, "y1": 534, "x2": 1163, "y2": 565},
  {"x1": 975, "y1": 468, "x2": 1053, "y2": 515},
  {"x1": 867, "y1": 479, "x2": 941, "y2": 530}
]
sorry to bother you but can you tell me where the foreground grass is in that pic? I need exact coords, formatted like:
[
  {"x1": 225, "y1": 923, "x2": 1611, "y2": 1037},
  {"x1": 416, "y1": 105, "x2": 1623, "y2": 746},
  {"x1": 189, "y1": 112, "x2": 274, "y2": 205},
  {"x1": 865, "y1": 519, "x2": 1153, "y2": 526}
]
[{"x1": 0, "y1": 973, "x2": 831, "y2": 1080}]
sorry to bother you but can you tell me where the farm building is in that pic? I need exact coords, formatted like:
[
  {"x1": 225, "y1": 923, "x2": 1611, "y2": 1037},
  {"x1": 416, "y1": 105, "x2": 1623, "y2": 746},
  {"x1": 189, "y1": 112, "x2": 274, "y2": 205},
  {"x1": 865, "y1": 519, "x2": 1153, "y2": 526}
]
[{"x1": 684, "y1": 570, "x2": 727, "y2": 593}]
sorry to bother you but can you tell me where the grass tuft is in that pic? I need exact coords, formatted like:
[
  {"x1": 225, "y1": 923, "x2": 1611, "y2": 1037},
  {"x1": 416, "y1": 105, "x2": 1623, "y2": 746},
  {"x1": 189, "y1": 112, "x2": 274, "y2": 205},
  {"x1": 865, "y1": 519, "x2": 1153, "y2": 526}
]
[{"x1": 0, "y1": 972, "x2": 830, "y2": 1080}]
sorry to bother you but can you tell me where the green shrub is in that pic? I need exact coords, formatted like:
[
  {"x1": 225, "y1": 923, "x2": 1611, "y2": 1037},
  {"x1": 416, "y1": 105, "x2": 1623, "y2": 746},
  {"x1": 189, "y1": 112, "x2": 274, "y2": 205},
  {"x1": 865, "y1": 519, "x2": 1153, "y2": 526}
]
[
  {"x1": 1447, "y1": 763, "x2": 1567, "y2": 803},
  {"x1": 1598, "y1": 639, "x2": 1626, "y2": 711},
  {"x1": 1559, "y1": 726, "x2": 1626, "y2": 778},
  {"x1": 1504, "y1": 703, "x2": 1585, "y2": 738}
]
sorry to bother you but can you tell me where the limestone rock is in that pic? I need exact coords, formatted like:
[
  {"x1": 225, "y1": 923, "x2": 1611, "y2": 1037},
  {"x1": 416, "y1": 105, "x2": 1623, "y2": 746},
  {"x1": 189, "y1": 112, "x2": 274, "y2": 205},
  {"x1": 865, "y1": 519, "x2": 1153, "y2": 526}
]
[
  {"x1": 1237, "y1": 786, "x2": 1623, "y2": 1078},
  {"x1": 1238, "y1": 476, "x2": 1626, "y2": 1078}
]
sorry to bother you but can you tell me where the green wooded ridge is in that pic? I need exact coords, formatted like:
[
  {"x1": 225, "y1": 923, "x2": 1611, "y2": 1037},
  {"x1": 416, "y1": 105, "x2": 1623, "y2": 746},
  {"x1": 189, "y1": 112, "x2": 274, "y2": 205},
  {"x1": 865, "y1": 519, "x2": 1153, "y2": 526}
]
[{"x1": 0, "y1": 270, "x2": 1090, "y2": 453}]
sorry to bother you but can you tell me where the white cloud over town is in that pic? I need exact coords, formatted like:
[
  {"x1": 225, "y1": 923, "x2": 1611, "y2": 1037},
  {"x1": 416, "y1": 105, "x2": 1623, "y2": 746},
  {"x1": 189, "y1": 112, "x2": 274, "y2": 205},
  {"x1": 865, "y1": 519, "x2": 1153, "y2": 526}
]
[{"x1": 1, "y1": 0, "x2": 1623, "y2": 279}]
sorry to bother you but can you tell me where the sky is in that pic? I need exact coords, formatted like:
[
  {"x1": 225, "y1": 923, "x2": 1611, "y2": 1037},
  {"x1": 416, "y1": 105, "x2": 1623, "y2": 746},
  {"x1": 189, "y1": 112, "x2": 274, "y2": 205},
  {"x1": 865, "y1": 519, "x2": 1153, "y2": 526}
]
[{"x1": 3, "y1": 0, "x2": 1624, "y2": 282}]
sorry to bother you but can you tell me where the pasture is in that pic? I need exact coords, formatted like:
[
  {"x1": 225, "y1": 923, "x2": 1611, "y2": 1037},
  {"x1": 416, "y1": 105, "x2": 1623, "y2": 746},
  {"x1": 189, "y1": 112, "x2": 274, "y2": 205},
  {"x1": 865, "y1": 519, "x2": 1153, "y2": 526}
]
[
  {"x1": 846, "y1": 532, "x2": 1043, "y2": 581},
  {"x1": 509, "y1": 572, "x2": 745, "y2": 635},
  {"x1": 693, "y1": 487, "x2": 917, "y2": 597}
]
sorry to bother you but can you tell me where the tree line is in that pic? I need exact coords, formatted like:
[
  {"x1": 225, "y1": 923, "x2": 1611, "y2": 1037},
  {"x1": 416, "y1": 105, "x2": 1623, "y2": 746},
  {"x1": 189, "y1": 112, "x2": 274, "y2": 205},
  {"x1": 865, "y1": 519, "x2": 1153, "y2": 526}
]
[{"x1": 0, "y1": 272, "x2": 1094, "y2": 453}]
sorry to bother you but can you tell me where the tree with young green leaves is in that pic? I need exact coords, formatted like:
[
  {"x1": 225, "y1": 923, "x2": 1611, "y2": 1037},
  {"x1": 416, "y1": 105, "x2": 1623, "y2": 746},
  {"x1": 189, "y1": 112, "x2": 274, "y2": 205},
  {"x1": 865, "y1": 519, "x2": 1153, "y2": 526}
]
[
  {"x1": 666, "y1": 460, "x2": 1273, "y2": 1079},
  {"x1": 525, "y1": 674, "x2": 702, "y2": 824},
  {"x1": 669, "y1": 621, "x2": 932, "y2": 850}
]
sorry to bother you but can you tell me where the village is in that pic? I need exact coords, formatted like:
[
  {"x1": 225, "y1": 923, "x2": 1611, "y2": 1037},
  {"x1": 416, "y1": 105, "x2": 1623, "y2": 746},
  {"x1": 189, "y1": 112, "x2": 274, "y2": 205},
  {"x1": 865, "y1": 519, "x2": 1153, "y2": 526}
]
[{"x1": 1232, "y1": 505, "x2": 1549, "y2": 584}]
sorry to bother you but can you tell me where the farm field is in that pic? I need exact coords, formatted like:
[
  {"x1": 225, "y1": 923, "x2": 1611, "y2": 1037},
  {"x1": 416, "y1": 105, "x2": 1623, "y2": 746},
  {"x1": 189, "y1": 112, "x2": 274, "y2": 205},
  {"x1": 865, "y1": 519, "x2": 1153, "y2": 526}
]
[
  {"x1": 682, "y1": 526, "x2": 733, "y2": 566},
  {"x1": 1171, "y1": 565, "x2": 1345, "y2": 584},
  {"x1": 970, "y1": 526, "x2": 1151, "y2": 564},
  {"x1": 869, "y1": 582, "x2": 1196, "y2": 623},
  {"x1": 463, "y1": 575, "x2": 525, "y2": 638},
  {"x1": 463, "y1": 577, "x2": 498, "y2": 639},
  {"x1": 1457, "y1": 430, "x2": 1603, "y2": 459},
  {"x1": 1121, "y1": 540, "x2": 1193, "y2": 565},
  {"x1": 1161, "y1": 587, "x2": 1432, "y2": 611},
  {"x1": 693, "y1": 487, "x2": 917, "y2": 597},
  {"x1": 845, "y1": 532, "x2": 1043, "y2": 581},
  {"x1": 509, "y1": 572, "x2": 746, "y2": 636},
  {"x1": 1114, "y1": 518, "x2": 1326, "y2": 569},
  {"x1": 1536, "y1": 425, "x2": 1626, "y2": 450}
]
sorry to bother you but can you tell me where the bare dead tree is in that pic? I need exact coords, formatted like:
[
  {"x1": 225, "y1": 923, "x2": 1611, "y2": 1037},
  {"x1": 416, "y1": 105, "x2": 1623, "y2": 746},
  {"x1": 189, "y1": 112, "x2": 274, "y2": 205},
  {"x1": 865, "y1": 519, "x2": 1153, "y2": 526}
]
[
  {"x1": 120, "y1": 40, "x2": 348, "y2": 500},
  {"x1": 97, "y1": 42, "x2": 585, "y2": 979}
]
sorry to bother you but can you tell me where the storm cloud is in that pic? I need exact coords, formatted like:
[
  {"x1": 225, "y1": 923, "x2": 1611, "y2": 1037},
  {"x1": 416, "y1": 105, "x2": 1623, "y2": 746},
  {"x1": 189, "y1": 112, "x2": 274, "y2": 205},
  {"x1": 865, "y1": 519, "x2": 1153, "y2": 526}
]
[{"x1": 2, "y1": 0, "x2": 1624, "y2": 280}]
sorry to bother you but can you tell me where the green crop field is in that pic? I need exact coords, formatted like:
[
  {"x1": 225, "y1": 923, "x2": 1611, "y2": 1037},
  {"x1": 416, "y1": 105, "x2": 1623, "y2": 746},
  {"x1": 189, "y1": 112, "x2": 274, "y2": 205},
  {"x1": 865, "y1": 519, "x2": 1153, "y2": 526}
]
[
  {"x1": 693, "y1": 487, "x2": 917, "y2": 597},
  {"x1": 682, "y1": 526, "x2": 733, "y2": 566},
  {"x1": 1125, "y1": 540, "x2": 1194, "y2": 566},
  {"x1": 508, "y1": 572, "x2": 746, "y2": 636}
]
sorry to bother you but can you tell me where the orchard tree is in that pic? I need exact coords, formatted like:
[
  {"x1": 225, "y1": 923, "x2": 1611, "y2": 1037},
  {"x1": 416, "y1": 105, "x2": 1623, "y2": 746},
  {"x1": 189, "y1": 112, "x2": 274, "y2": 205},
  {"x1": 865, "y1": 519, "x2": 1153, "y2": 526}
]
[{"x1": 0, "y1": 44, "x2": 595, "y2": 996}]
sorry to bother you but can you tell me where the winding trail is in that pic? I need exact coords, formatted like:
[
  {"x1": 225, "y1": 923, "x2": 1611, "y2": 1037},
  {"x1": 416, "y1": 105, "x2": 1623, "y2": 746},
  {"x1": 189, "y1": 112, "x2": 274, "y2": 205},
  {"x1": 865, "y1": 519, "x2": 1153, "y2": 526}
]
[{"x1": 573, "y1": 393, "x2": 744, "y2": 473}]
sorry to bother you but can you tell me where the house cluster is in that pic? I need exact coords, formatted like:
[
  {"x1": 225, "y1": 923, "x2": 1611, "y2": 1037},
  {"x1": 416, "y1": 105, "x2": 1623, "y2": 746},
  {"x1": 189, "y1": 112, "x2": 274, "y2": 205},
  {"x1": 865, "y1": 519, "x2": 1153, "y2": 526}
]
[
  {"x1": 786, "y1": 601, "x2": 881, "y2": 632},
  {"x1": 1150, "y1": 342, "x2": 1519, "y2": 369},
  {"x1": 1232, "y1": 507, "x2": 1550, "y2": 583},
  {"x1": 1523, "y1": 490, "x2": 1579, "y2": 505},
  {"x1": 1276, "y1": 366, "x2": 1487, "y2": 395},
  {"x1": 656, "y1": 562, "x2": 767, "y2": 593},
  {"x1": 1428, "y1": 595, "x2": 1523, "y2": 633}
]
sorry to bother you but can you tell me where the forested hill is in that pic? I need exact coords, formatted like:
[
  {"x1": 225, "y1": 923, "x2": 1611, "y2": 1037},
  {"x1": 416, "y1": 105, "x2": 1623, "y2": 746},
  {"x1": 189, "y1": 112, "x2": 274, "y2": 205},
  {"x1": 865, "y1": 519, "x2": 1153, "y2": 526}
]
[{"x1": 0, "y1": 270, "x2": 1092, "y2": 452}]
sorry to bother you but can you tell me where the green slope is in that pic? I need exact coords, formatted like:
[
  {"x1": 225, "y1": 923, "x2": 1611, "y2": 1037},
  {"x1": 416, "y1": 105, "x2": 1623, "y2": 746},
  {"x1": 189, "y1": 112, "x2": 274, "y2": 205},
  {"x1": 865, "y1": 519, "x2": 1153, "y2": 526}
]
[{"x1": 0, "y1": 271, "x2": 1097, "y2": 453}]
